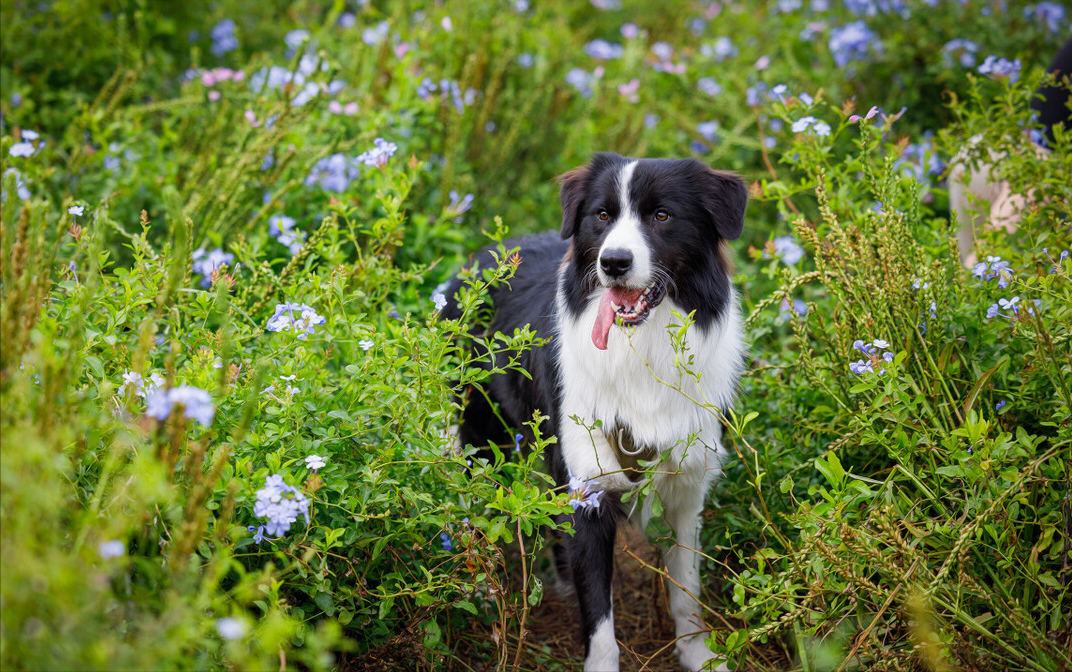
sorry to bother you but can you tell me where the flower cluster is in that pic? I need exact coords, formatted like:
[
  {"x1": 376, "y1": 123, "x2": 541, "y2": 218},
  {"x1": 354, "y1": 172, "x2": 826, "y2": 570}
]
[
  {"x1": 2, "y1": 168, "x2": 31, "y2": 201},
  {"x1": 847, "y1": 105, "x2": 880, "y2": 123},
  {"x1": 764, "y1": 235, "x2": 805, "y2": 265},
  {"x1": 700, "y1": 36, "x2": 736, "y2": 61},
  {"x1": 696, "y1": 76, "x2": 721, "y2": 96},
  {"x1": 356, "y1": 138, "x2": 398, "y2": 169},
  {"x1": 986, "y1": 296, "x2": 1039, "y2": 321},
  {"x1": 828, "y1": 21, "x2": 880, "y2": 68},
  {"x1": 146, "y1": 385, "x2": 215, "y2": 426},
  {"x1": 118, "y1": 370, "x2": 166, "y2": 398},
  {"x1": 191, "y1": 248, "x2": 234, "y2": 288},
  {"x1": 1023, "y1": 3, "x2": 1065, "y2": 33},
  {"x1": 265, "y1": 302, "x2": 327, "y2": 339},
  {"x1": 249, "y1": 474, "x2": 310, "y2": 542},
  {"x1": 9, "y1": 129, "x2": 43, "y2": 158},
  {"x1": 971, "y1": 255, "x2": 1014, "y2": 288},
  {"x1": 210, "y1": 19, "x2": 238, "y2": 57},
  {"x1": 845, "y1": 0, "x2": 909, "y2": 18},
  {"x1": 791, "y1": 115, "x2": 831, "y2": 136},
  {"x1": 848, "y1": 339, "x2": 896, "y2": 376},
  {"x1": 566, "y1": 67, "x2": 601, "y2": 98},
  {"x1": 268, "y1": 215, "x2": 305, "y2": 255},
  {"x1": 567, "y1": 473, "x2": 603, "y2": 511},
  {"x1": 416, "y1": 78, "x2": 478, "y2": 113},
  {"x1": 304, "y1": 153, "x2": 361, "y2": 192},
  {"x1": 198, "y1": 66, "x2": 246, "y2": 102},
  {"x1": 650, "y1": 42, "x2": 685, "y2": 74},
  {"x1": 585, "y1": 39, "x2": 623, "y2": 60},
  {"x1": 978, "y1": 55, "x2": 1021, "y2": 82},
  {"x1": 942, "y1": 38, "x2": 980, "y2": 68},
  {"x1": 305, "y1": 454, "x2": 326, "y2": 471}
]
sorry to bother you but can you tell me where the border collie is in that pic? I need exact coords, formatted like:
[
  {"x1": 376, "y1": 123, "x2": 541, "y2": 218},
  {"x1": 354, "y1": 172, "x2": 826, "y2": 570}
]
[{"x1": 443, "y1": 152, "x2": 747, "y2": 671}]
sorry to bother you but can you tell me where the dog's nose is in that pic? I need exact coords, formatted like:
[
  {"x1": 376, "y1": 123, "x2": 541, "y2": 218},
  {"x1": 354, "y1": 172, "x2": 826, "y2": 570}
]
[{"x1": 600, "y1": 249, "x2": 633, "y2": 278}]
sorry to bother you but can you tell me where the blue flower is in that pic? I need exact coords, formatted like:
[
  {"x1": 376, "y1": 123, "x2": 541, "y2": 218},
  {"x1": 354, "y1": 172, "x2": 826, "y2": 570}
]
[
  {"x1": 566, "y1": 68, "x2": 597, "y2": 98},
  {"x1": 191, "y1": 248, "x2": 234, "y2": 288},
  {"x1": 362, "y1": 20, "x2": 389, "y2": 46},
  {"x1": 701, "y1": 37, "x2": 736, "y2": 61},
  {"x1": 978, "y1": 55, "x2": 1021, "y2": 82},
  {"x1": 269, "y1": 215, "x2": 305, "y2": 255},
  {"x1": 697, "y1": 120, "x2": 720, "y2": 142},
  {"x1": 765, "y1": 236, "x2": 805, "y2": 265},
  {"x1": 849, "y1": 338, "x2": 896, "y2": 375},
  {"x1": 98, "y1": 540, "x2": 125, "y2": 559},
  {"x1": 266, "y1": 302, "x2": 327, "y2": 339},
  {"x1": 445, "y1": 191, "x2": 475, "y2": 220},
  {"x1": 1023, "y1": 3, "x2": 1065, "y2": 33},
  {"x1": 2, "y1": 168, "x2": 31, "y2": 201},
  {"x1": 828, "y1": 21, "x2": 880, "y2": 68},
  {"x1": 440, "y1": 532, "x2": 453, "y2": 551},
  {"x1": 585, "y1": 39, "x2": 624, "y2": 60},
  {"x1": 9, "y1": 141, "x2": 36, "y2": 158},
  {"x1": 305, "y1": 153, "x2": 361, "y2": 192},
  {"x1": 146, "y1": 385, "x2": 215, "y2": 426},
  {"x1": 942, "y1": 38, "x2": 980, "y2": 67},
  {"x1": 252, "y1": 474, "x2": 310, "y2": 538},
  {"x1": 432, "y1": 291, "x2": 448, "y2": 312},
  {"x1": 568, "y1": 473, "x2": 603, "y2": 511},
  {"x1": 210, "y1": 19, "x2": 239, "y2": 56},
  {"x1": 696, "y1": 77, "x2": 721, "y2": 96},
  {"x1": 356, "y1": 138, "x2": 398, "y2": 169},
  {"x1": 791, "y1": 116, "x2": 829, "y2": 136},
  {"x1": 995, "y1": 399, "x2": 1006, "y2": 411},
  {"x1": 216, "y1": 617, "x2": 246, "y2": 640}
]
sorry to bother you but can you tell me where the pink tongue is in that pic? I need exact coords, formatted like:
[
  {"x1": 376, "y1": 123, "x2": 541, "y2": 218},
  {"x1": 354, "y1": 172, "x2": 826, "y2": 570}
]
[{"x1": 591, "y1": 287, "x2": 645, "y2": 350}]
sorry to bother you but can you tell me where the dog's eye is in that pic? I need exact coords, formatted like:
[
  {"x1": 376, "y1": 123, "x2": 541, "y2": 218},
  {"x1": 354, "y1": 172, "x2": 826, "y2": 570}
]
[
  {"x1": 654, "y1": 210, "x2": 670, "y2": 222},
  {"x1": 597, "y1": 210, "x2": 610, "y2": 221}
]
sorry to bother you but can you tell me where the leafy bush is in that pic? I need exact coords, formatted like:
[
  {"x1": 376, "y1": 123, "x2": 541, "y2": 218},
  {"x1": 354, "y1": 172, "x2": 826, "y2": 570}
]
[{"x1": 2, "y1": 0, "x2": 1069, "y2": 670}]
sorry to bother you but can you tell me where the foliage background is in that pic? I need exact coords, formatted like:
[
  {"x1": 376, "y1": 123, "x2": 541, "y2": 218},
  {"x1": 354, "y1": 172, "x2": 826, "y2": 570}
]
[{"x1": 1, "y1": 1, "x2": 1069, "y2": 671}]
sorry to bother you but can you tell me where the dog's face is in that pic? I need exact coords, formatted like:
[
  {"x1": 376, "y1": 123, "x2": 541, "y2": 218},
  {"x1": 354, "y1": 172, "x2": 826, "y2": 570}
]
[{"x1": 558, "y1": 153, "x2": 748, "y2": 347}]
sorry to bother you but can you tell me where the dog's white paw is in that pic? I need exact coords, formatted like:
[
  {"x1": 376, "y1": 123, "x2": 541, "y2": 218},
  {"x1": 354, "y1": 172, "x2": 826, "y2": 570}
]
[{"x1": 675, "y1": 634, "x2": 730, "y2": 672}]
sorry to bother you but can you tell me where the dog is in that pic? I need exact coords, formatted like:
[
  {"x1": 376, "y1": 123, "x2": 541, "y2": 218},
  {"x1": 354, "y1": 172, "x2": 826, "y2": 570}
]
[{"x1": 442, "y1": 152, "x2": 747, "y2": 671}]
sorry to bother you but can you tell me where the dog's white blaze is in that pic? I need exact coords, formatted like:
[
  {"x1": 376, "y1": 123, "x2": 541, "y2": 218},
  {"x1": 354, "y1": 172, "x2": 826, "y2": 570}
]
[
  {"x1": 598, "y1": 161, "x2": 652, "y2": 289},
  {"x1": 584, "y1": 615, "x2": 620, "y2": 672}
]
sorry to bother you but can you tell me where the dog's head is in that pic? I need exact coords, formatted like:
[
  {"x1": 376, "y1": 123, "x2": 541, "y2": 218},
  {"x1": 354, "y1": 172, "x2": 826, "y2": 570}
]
[{"x1": 557, "y1": 152, "x2": 747, "y2": 348}]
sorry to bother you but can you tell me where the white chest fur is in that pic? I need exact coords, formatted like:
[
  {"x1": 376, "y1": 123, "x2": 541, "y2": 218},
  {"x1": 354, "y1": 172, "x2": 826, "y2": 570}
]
[{"x1": 554, "y1": 285, "x2": 744, "y2": 491}]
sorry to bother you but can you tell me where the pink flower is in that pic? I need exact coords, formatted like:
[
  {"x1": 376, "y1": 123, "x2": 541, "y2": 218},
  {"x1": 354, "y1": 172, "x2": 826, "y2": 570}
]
[
  {"x1": 208, "y1": 90, "x2": 221, "y2": 102},
  {"x1": 394, "y1": 42, "x2": 411, "y2": 59},
  {"x1": 618, "y1": 78, "x2": 640, "y2": 101},
  {"x1": 328, "y1": 100, "x2": 343, "y2": 114},
  {"x1": 201, "y1": 71, "x2": 217, "y2": 87},
  {"x1": 343, "y1": 102, "x2": 359, "y2": 115},
  {"x1": 244, "y1": 109, "x2": 262, "y2": 127},
  {"x1": 232, "y1": 70, "x2": 246, "y2": 82}
]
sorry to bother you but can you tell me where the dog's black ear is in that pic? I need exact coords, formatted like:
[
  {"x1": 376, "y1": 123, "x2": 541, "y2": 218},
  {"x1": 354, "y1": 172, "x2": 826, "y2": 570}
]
[
  {"x1": 557, "y1": 164, "x2": 590, "y2": 240},
  {"x1": 693, "y1": 161, "x2": 748, "y2": 240}
]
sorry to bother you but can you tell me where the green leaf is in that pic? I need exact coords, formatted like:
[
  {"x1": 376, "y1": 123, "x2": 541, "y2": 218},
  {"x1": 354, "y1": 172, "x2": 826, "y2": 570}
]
[{"x1": 963, "y1": 357, "x2": 1007, "y2": 417}]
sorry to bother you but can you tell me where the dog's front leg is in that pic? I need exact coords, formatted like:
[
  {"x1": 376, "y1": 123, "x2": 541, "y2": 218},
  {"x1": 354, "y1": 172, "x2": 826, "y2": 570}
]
[
  {"x1": 568, "y1": 505, "x2": 620, "y2": 671},
  {"x1": 659, "y1": 472, "x2": 728, "y2": 672}
]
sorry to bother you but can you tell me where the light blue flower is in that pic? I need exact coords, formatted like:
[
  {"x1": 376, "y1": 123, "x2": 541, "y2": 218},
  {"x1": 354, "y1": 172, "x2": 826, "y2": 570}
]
[
  {"x1": 9, "y1": 141, "x2": 36, "y2": 158},
  {"x1": 697, "y1": 120, "x2": 719, "y2": 141},
  {"x1": 696, "y1": 76, "x2": 721, "y2": 96},
  {"x1": 362, "y1": 20, "x2": 389, "y2": 46},
  {"x1": 216, "y1": 617, "x2": 246, "y2": 640},
  {"x1": 769, "y1": 236, "x2": 805, "y2": 265},
  {"x1": 146, "y1": 385, "x2": 215, "y2": 426},
  {"x1": 210, "y1": 19, "x2": 238, "y2": 56},
  {"x1": 266, "y1": 302, "x2": 327, "y2": 339},
  {"x1": 191, "y1": 247, "x2": 234, "y2": 288},
  {"x1": 568, "y1": 473, "x2": 603, "y2": 511},
  {"x1": 252, "y1": 474, "x2": 310, "y2": 538},
  {"x1": 585, "y1": 39, "x2": 624, "y2": 60},
  {"x1": 942, "y1": 38, "x2": 979, "y2": 67},
  {"x1": 1024, "y1": 3, "x2": 1065, "y2": 33},
  {"x1": 98, "y1": 540, "x2": 125, "y2": 559},
  {"x1": 305, "y1": 454, "x2": 327, "y2": 471},
  {"x1": 269, "y1": 215, "x2": 305, "y2": 255},
  {"x1": 68, "y1": 205, "x2": 84, "y2": 216},
  {"x1": 828, "y1": 21, "x2": 880, "y2": 68},
  {"x1": 978, "y1": 55, "x2": 1021, "y2": 82},
  {"x1": 432, "y1": 291, "x2": 448, "y2": 312},
  {"x1": 356, "y1": 138, "x2": 398, "y2": 168}
]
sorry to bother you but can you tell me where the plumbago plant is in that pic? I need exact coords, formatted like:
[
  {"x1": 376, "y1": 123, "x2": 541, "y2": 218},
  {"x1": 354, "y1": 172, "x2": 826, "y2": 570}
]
[
  {"x1": 701, "y1": 70, "x2": 1072, "y2": 670},
  {"x1": 0, "y1": 148, "x2": 569, "y2": 669}
]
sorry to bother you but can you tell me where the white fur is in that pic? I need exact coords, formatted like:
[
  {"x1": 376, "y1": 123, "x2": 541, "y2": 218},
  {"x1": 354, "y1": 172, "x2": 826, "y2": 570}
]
[
  {"x1": 598, "y1": 161, "x2": 653, "y2": 289},
  {"x1": 584, "y1": 615, "x2": 620, "y2": 672}
]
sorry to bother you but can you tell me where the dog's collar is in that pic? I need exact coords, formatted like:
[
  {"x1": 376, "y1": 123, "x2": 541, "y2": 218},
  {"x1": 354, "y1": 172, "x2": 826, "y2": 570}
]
[{"x1": 605, "y1": 425, "x2": 658, "y2": 481}]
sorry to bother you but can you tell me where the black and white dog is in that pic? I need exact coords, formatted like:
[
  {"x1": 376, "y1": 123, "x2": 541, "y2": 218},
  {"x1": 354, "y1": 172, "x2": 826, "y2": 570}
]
[{"x1": 443, "y1": 152, "x2": 746, "y2": 671}]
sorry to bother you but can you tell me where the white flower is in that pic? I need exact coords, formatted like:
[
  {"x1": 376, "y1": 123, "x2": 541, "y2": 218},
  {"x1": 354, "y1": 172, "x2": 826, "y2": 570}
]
[
  {"x1": 359, "y1": 339, "x2": 374, "y2": 351},
  {"x1": 305, "y1": 454, "x2": 327, "y2": 470},
  {"x1": 68, "y1": 205, "x2": 84, "y2": 216}
]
